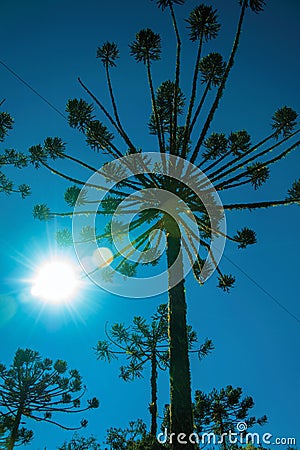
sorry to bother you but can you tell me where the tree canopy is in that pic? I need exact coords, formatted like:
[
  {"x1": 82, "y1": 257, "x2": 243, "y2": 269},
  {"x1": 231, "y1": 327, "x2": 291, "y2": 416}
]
[{"x1": 0, "y1": 348, "x2": 99, "y2": 449}]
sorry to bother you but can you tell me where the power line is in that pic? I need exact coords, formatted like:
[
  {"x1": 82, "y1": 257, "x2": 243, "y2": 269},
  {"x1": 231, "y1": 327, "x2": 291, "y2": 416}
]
[
  {"x1": 0, "y1": 59, "x2": 67, "y2": 120},
  {"x1": 223, "y1": 252, "x2": 300, "y2": 325}
]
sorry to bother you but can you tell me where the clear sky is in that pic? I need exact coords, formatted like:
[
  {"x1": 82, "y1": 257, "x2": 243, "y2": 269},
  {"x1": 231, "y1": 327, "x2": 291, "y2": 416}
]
[{"x1": 0, "y1": 0, "x2": 300, "y2": 448}]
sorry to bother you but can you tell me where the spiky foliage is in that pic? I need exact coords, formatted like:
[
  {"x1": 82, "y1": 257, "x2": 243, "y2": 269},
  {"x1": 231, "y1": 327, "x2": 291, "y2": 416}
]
[
  {"x1": 33, "y1": 204, "x2": 51, "y2": 221},
  {"x1": 199, "y1": 52, "x2": 226, "y2": 86},
  {"x1": 0, "y1": 111, "x2": 14, "y2": 142},
  {"x1": 148, "y1": 80, "x2": 185, "y2": 135},
  {"x1": 272, "y1": 106, "x2": 298, "y2": 137},
  {"x1": 66, "y1": 99, "x2": 95, "y2": 132},
  {"x1": 0, "y1": 349, "x2": 99, "y2": 450},
  {"x1": 29, "y1": 144, "x2": 47, "y2": 168},
  {"x1": 43, "y1": 137, "x2": 66, "y2": 159},
  {"x1": 186, "y1": 4, "x2": 220, "y2": 42},
  {"x1": 247, "y1": 162, "x2": 270, "y2": 189},
  {"x1": 162, "y1": 385, "x2": 267, "y2": 448},
  {"x1": 0, "y1": 108, "x2": 30, "y2": 198},
  {"x1": 202, "y1": 133, "x2": 228, "y2": 160},
  {"x1": 217, "y1": 274, "x2": 236, "y2": 293},
  {"x1": 105, "y1": 419, "x2": 149, "y2": 450},
  {"x1": 229, "y1": 130, "x2": 251, "y2": 155},
  {"x1": 64, "y1": 186, "x2": 87, "y2": 207},
  {"x1": 234, "y1": 227, "x2": 257, "y2": 249},
  {"x1": 0, "y1": 149, "x2": 28, "y2": 168},
  {"x1": 0, "y1": 415, "x2": 33, "y2": 448},
  {"x1": 86, "y1": 120, "x2": 114, "y2": 152},
  {"x1": 287, "y1": 179, "x2": 300, "y2": 202},
  {"x1": 58, "y1": 433, "x2": 101, "y2": 450},
  {"x1": 95, "y1": 304, "x2": 212, "y2": 436},
  {"x1": 240, "y1": 0, "x2": 266, "y2": 13},
  {"x1": 26, "y1": 2, "x2": 300, "y2": 447},
  {"x1": 193, "y1": 385, "x2": 267, "y2": 445},
  {"x1": 153, "y1": 0, "x2": 185, "y2": 11},
  {"x1": 97, "y1": 41, "x2": 120, "y2": 67},
  {"x1": 129, "y1": 29, "x2": 161, "y2": 64}
]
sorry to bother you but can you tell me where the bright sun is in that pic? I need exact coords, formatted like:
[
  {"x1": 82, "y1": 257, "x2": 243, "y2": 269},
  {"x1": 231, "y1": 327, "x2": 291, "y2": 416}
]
[{"x1": 31, "y1": 261, "x2": 79, "y2": 303}]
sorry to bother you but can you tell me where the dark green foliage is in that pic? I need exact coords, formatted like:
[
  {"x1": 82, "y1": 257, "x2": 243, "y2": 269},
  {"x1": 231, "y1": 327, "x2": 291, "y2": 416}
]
[
  {"x1": 58, "y1": 433, "x2": 101, "y2": 450},
  {"x1": 118, "y1": 260, "x2": 138, "y2": 277},
  {"x1": 44, "y1": 137, "x2": 66, "y2": 160},
  {"x1": 0, "y1": 110, "x2": 30, "y2": 198},
  {"x1": 96, "y1": 304, "x2": 212, "y2": 437},
  {"x1": 234, "y1": 227, "x2": 257, "y2": 249},
  {"x1": 0, "y1": 149, "x2": 28, "y2": 168},
  {"x1": 18, "y1": 183, "x2": 31, "y2": 199},
  {"x1": 24, "y1": 2, "x2": 300, "y2": 445},
  {"x1": 129, "y1": 29, "x2": 161, "y2": 64},
  {"x1": 217, "y1": 274, "x2": 235, "y2": 292},
  {"x1": 0, "y1": 349, "x2": 99, "y2": 449},
  {"x1": 0, "y1": 111, "x2": 14, "y2": 142},
  {"x1": 33, "y1": 203, "x2": 51, "y2": 221},
  {"x1": 287, "y1": 179, "x2": 300, "y2": 202},
  {"x1": 95, "y1": 304, "x2": 171, "y2": 380},
  {"x1": 186, "y1": 4, "x2": 220, "y2": 42},
  {"x1": 272, "y1": 106, "x2": 298, "y2": 137},
  {"x1": 97, "y1": 41, "x2": 120, "y2": 67},
  {"x1": 106, "y1": 419, "x2": 147, "y2": 450},
  {"x1": 86, "y1": 120, "x2": 114, "y2": 151},
  {"x1": 199, "y1": 52, "x2": 226, "y2": 86},
  {"x1": 66, "y1": 99, "x2": 95, "y2": 132},
  {"x1": 105, "y1": 420, "x2": 167, "y2": 450},
  {"x1": 101, "y1": 194, "x2": 123, "y2": 214},
  {"x1": 149, "y1": 81, "x2": 185, "y2": 135},
  {"x1": 64, "y1": 185, "x2": 86, "y2": 207},
  {"x1": 0, "y1": 415, "x2": 33, "y2": 448},
  {"x1": 153, "y1": 0, "x2": 185, "y2": 10},
  {"x1": 202, "y1": 132, "x2": 228, "y2": 159},
  {"x1": 29, "y1": 144, "x2": 47, "y2": 168},
  {"x1": 229, "y1": 130, "x2": 251, "y2": 155},
  {"x1": 0, "y1": 172, "x2": 13, "y2": 194},
  {"x1": 240, "y1": 0, "x2": 266, "y2": 13},
  {"x1": 247, "y1": 162, "x2": 270, "y2": 189},
  {"x1": 193, "y1": 385, "x2": 267, "y2": 437}
]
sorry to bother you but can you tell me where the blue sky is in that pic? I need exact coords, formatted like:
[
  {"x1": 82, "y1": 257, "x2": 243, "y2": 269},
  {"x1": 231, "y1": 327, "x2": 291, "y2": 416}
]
[{"x1": 0, "y1": 0, "x2": 300, "y2": 448}]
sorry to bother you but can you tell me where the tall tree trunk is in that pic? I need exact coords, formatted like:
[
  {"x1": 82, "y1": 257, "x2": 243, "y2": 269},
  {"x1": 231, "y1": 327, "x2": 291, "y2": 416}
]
[
  {"x1": 166, "y1": 221, "x2": 195, "y2": 450},
  {"x1": 150, "y1": 350, "x2": 158, "y2": 436},
  {"x1": 7, "y1": 407, "x2": 22, "y2": 450}
]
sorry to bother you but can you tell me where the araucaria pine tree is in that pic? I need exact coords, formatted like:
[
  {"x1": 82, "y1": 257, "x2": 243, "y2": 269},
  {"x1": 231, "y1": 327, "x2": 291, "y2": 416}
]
[
  {"x1": 193, "y1": 386, "x2": 267, "y2": 450},
  {"x1": 0, "y1": 100, "x2": 30, "y2": 198},
  {"x1": 95, "y1": 303, "x2": 213, "y2": 437},
  {"x1": 0, "y1": 348, "x2": 99, "y2": 450},
  {"x1": 27, "y1": 1, "x2": 299, "y2": 448}
]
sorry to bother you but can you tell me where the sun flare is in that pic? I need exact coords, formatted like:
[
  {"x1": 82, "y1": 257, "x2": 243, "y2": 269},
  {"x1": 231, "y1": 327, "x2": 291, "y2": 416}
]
[{"x1": 31, "y1": 261, "x2": 79, "y2": 303}]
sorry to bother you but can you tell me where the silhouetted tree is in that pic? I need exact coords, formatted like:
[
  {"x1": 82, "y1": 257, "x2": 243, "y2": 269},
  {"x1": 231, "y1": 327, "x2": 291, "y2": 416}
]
[
  {"x1": 96, "y1": 304, "x2": 213, "y2": 436},
  {"x1": 105, "y1": 419, "x2": 165, "y2": 450},
  {"x1": 0, "y1": 348, "x2": 99, "y2": 450},
  {"x1": 193, "y1": 386, "x2": 267, "y2": 450},
  {"x1": 27, "y1": 1, "x2": 299, "y2": 447},
  {"x1": 57, "y1": 433, "x2": 101, "y2": 450},
  {"x1": 162, "y1": 386, "x2": 267, "y2": 449},
  {"x1": 0, "y1": 100, "x2": 30, "y2": 198}
]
